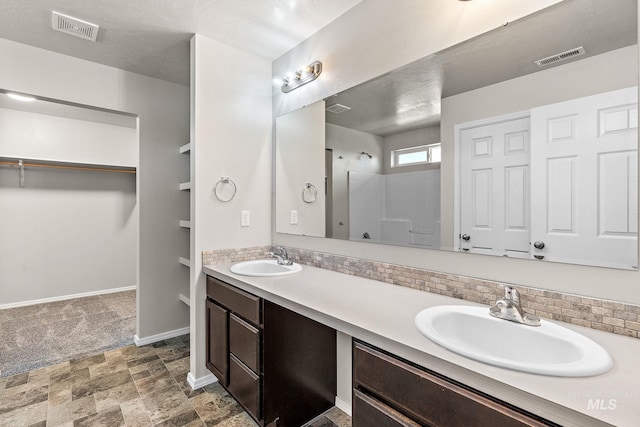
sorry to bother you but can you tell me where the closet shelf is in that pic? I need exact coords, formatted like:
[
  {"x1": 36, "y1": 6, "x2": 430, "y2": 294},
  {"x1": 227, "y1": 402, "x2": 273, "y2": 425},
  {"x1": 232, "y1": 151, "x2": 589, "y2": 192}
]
[
  {"x1": 0, "y1": 156, "x2": 136, "y2": 174},
  {"x1": 179, "y1": 293, "x2": 190, "y2": 306},
  {"x1": 179, "y1": 257, "x2": 191, "y2": 268},
  {"x1": 179, "y1": 143, "x2": 191, "y2": 154},
  {"x1": 179, "y1": 182, "x2": 191, "y2": 191},
  {"x1": 179, "y1": 220, "x2": 191, "y2": 229}
]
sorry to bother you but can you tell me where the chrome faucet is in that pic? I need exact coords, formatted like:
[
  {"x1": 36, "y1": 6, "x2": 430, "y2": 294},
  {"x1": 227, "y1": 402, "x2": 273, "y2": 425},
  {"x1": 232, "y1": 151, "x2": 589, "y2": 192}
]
[
  {"x1": 489, "y1": 286, "x2": 541, "y2": 326},
  {"x1": 269, "y1": 246, "x2": 293, "y2": 266}
]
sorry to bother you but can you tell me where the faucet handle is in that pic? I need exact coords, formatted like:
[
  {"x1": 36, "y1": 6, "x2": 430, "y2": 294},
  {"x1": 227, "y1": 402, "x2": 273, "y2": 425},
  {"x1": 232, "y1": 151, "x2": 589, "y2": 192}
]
[
  {"x1": 502, "y1": 286, "x2": 521, "y2": 304},
  {"x1": 503, "y1": 285, "x2": 513, "y2": 299}
]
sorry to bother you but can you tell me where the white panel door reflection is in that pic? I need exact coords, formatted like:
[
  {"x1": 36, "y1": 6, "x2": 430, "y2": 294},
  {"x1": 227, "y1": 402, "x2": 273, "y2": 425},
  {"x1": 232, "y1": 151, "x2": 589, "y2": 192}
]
[
  {"x1": 531, "y1": 87, "x2": 638, "y2": 269},
  {"x1": 460, "y1": 117, "x2": 531, "y2": 258}
]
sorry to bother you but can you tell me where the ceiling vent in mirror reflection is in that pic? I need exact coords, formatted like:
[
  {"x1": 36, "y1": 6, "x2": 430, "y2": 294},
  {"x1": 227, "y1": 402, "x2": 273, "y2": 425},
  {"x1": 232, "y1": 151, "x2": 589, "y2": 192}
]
[
  {"x1": 51, "y1": 11, "x2": 99, "y2": 42},
  {"x1": 535, "y1": 46, "x2": 585, "y2": 67},
  {"x1": 326, "y1": 103, "x2": 351, "y2": 114}
]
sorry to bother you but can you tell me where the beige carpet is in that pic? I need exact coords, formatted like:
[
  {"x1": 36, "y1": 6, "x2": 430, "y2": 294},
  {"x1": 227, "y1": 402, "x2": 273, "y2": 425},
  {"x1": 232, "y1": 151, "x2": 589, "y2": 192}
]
[{"x1": 0, "y1": 290, "x2": 135, "y2": 378}]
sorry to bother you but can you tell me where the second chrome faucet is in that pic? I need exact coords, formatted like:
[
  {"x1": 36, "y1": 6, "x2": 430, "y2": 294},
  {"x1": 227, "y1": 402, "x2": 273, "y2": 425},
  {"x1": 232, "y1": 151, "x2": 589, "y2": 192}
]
[
  {"x1": 489, "y1": 286, "x2": 541, "y2": 326},
  {"x1": 269, "y1": 245, "x2": 293, "y2": 266}
]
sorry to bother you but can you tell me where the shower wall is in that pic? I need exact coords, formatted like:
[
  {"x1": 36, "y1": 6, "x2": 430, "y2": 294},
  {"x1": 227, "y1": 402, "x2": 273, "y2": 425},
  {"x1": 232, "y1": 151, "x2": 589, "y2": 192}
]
[{"x1": 349, "y1": 169, "x2": 441, "y2": 248}]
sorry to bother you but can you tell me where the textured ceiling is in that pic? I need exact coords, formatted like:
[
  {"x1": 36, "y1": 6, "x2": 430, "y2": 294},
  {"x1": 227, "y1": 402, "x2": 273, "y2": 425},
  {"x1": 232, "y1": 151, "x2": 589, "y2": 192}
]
[
  {"x1": 0, "y1": 0, "x2": 362, "y2": 85},
  {"x1": 326, "y1": 0, "x2": 638, "y2": 136}
]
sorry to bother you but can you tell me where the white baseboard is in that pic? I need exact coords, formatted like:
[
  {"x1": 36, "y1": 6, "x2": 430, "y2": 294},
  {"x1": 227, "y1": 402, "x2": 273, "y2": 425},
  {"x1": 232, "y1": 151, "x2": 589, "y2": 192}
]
[
  {"x1": 187, "y1": 371, "x2": 218, "y2": 390},
  {"x1": 0, "y1": 286, "x2": 136, "y2": 310},
  {"x1": 335, "y1": 396, "x2": 352, "y2": 416},
  {"x1": 134, "y1": 326, "x2": 190, "y2": 346}
]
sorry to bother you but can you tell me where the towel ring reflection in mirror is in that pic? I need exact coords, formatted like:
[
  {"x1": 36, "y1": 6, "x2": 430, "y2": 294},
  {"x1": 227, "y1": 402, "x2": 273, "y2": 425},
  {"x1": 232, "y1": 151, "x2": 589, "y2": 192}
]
[
  {"x1": 302, "y1": 182, "x2": 317, "y2": 203},
  {"x1": 214, "y1": 177, "x2": 237, "y2": 202}
]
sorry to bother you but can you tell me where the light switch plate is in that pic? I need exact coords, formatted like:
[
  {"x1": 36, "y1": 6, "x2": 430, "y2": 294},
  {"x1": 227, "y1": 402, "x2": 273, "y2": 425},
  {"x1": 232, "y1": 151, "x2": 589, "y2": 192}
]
[
  {"x1": 241, "y1": 210, "x2": 250, "y2": 227},
  {"x1": 290, "y1": 210, "x2": 298, "y2": 225}
]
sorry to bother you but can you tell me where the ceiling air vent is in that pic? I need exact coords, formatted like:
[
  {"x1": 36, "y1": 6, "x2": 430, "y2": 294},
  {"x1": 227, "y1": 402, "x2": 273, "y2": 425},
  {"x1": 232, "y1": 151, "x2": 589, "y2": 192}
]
[
  {"x1": 51, "y1": 11, "x2": 99, "y2": 42},
  {"x1": 535, "y1": 47, "x2": 585, "y2": 67},
  {"x1": 326, "y1": 103, "x2": 351, "y2": 114}
]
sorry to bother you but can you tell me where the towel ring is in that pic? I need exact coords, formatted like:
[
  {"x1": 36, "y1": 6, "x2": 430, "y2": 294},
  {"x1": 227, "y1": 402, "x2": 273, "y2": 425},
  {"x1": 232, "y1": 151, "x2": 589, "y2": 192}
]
[
  {"x1": 214, "y1": 177, "x2": 237, "y2": 202},
  {"x1": 302, "y1": 182, "x2": 317, "y2": 203}
]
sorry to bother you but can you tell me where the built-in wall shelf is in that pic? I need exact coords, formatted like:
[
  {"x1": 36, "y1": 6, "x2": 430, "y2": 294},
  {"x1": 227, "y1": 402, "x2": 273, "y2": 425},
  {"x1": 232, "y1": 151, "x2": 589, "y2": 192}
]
[
  {"x1": 179, "y1": 293, "x2": 190, "y2": 306},
  {"x1": 178, "y1": 140, "x2": 190, "y2": 314},
  {"x1": 0, "y1": 156, "x2": 136, "y2": 174}
]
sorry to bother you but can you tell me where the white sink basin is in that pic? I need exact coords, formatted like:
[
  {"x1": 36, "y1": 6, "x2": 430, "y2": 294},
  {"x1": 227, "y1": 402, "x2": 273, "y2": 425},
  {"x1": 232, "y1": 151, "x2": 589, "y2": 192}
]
[
  {"x1": 230, "y1": 259, "x2": 302, "y2": 277},
  {"x1": 414, "y1": 305, "x2": 613, "y2": 377}
]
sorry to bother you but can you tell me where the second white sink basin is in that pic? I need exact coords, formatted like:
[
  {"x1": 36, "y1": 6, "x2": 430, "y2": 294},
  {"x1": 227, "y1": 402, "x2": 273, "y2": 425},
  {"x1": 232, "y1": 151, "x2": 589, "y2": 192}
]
[
  {"x1": 230, "y1": 259, "x2": 302, "y2": 277},
  {"x1": 415, "y1": 305, "x2": 613, "y2": 377}
]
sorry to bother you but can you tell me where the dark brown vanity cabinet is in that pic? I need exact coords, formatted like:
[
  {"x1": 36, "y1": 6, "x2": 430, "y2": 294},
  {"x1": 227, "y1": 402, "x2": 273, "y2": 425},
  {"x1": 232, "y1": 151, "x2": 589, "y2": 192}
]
[
  {"x1": 352, "y1": 341, "x2": 558, "y2": 427},
  {"x1": 206, "y1": 276, "x2": 336, "y2": 427}
]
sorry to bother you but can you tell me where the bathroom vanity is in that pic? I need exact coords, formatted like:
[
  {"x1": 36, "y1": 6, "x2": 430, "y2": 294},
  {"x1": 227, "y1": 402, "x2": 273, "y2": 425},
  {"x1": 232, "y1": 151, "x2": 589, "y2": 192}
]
[
  {"x1": 204, "y1": 263, "x2": 640, "y2": 427},
  {"x1": 206, "y1": 275, "x2": 336, "y2": 426}
]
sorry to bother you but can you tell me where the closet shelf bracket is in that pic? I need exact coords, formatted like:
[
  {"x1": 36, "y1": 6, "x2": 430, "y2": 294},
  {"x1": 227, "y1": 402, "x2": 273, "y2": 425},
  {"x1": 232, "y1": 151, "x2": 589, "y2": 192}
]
[{"x1": 18, "y1": 160, "x2": 24, "y2": 188}]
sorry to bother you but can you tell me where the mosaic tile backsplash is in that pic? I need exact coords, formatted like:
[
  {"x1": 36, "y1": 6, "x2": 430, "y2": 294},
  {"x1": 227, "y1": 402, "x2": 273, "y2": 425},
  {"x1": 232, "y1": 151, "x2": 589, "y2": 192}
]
[{"x1": 202, "y1": 246, "x2": 640, "y2": 339}]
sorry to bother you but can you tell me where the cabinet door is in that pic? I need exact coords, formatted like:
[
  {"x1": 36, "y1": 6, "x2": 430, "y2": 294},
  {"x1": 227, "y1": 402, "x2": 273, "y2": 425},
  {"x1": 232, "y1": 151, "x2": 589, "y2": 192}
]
[
  {"x1": 206, "y1": 299, "x2": 229, "y2": 386},
  {"x1": 263, "y1": 300, "x2": 336, "y2": 427}
]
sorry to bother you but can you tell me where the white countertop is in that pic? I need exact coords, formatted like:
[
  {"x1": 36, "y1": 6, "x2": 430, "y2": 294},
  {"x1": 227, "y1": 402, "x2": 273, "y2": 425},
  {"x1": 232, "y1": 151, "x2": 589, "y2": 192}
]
[{"x1": 204, "y1": 262, "x2": 640, "y2": 427}]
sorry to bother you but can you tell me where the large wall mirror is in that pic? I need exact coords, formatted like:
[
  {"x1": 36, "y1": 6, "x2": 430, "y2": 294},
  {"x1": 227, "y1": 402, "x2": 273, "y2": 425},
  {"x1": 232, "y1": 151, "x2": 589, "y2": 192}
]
[{"x1": 275, "y1": 0, "x2": 639, "y2": 270}]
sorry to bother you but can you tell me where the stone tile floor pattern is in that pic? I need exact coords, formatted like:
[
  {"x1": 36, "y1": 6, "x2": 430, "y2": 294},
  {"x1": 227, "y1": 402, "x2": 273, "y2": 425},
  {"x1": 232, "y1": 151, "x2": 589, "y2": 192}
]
[{"x1": 0, "y1": 334, "x2": 351, "y2": 426}]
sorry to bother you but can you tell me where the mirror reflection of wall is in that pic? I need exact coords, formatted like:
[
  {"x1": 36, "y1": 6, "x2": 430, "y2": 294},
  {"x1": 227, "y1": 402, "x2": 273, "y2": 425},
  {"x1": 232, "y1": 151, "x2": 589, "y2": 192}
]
[
  {"x1": 274, "y1": 0, "x2": 639, "y2": 271},
  {"x1": 275, "y1": 101, "x2": 325, "y2": 237}
]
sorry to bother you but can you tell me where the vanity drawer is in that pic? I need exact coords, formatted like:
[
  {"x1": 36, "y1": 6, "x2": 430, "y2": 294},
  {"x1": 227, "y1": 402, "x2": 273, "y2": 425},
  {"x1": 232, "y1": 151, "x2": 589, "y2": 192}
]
[
  {"x1": 230, "y1": 313, "x2": 261, "y2": 373},
  {"x1": 353, "y1": 389, "x2": 420, "y2": 427},
  {"x1": 353, "y1": 342, "x2": 552, "y2": 427},
  {"x1": 229, "y1": 353, "x2": 261, "y2": 421},
  {"x1": 207, "y1": 276, "x2": 261, "y2": 325}
]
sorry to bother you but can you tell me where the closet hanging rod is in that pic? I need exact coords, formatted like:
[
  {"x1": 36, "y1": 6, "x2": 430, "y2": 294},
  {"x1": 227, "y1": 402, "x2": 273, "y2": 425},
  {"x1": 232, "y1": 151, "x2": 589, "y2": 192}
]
[{"x1": 0, "y1": 159, "x2": 136, "y2": 174}]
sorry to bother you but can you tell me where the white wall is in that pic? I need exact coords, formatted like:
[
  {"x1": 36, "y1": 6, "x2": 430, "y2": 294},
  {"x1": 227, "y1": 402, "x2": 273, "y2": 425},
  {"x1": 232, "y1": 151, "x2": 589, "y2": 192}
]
[
  {"x1": 190, "y1": 34, "x2": 272, "y2": 384},
  {"x1": 383, "y1": 126, "x2": 441, "y2": 175},
  {"x1": 0, "y1": 168, "x2": 136, "y2": 305},
  {"x1": 0, "y1": 38, "x2": 190, "y2": 338},
  {"x1": 276, "y1": 101, "x2": 325, "y2": 236},
  {"x1": 271, "y1": 0, "x2": 640, "y2": 307},
  {"x1": 326, "y1": 123, "x2": 383, "y2": 239},
  {"x1": 0, "y1": 107, "x2": 137, "y2": 167}
]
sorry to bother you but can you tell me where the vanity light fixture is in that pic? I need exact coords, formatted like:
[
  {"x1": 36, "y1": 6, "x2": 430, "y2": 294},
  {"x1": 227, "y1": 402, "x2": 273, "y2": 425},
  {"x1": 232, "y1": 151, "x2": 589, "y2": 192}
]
[
  {"x1": 6, "y1": 92, "x2": 36, "y2": 102},
  {"x1": 360, "y1": 152, "x2": 373, "y2": 160},
  {"x1": 280, "y1": 61, "x2": 322, "y2": 93}
]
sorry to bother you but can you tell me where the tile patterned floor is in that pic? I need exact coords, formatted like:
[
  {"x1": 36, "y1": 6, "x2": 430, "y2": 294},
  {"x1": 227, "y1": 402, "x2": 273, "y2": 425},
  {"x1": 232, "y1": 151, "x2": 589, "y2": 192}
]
[{"x1": 0, "y1": 335, "x2": 351, "y2": 427}]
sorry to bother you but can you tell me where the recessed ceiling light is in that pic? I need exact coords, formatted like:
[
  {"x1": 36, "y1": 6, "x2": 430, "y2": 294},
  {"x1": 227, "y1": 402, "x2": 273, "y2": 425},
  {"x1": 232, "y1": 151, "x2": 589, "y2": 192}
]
[{"x1": 7, "y1": 93, "x2": 36, "y2": 102}]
